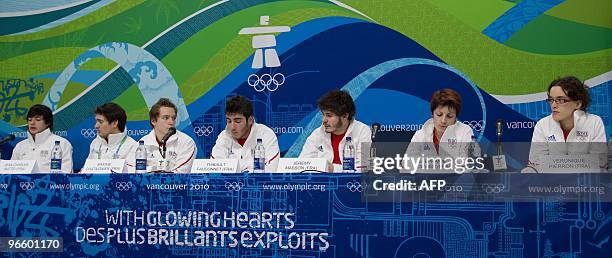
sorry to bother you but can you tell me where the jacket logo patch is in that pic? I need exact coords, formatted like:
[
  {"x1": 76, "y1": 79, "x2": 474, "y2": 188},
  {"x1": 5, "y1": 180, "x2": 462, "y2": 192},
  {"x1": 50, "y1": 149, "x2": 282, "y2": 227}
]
[
  {"x1": 576, "y1": 131, "x2": 588, "y2": 141},
  {"x1": 447, "y1": 138, "x2": 457, "y2": 148},
  {"x1": 317, "y1": 146, "x2": 323, "y2": 152},
  {"x1": 547, "y1": 135, "x2": 556, "y2": 142},
  {"x1": 169, "y1": 151, "x2": 178, "y2": 159}
]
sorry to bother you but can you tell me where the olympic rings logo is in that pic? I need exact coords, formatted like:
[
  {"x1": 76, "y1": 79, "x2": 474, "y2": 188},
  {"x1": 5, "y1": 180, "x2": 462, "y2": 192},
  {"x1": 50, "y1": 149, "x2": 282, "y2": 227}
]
[
  {"x1": 247, "y1": 73, "x2": 285, "y2": 92},
  {"x1": 20, "y1": 182, "x2": 34, "y2": 191},
  {"x1": 463, "y1": 120, "x2": 484, "y2": 132},
  {"x1": 346, "y1": 181, "x2": 365, "y2": 192},
  {"x1": 225, "y1": 182, "x2": 244, "y2": 191},
  {"x1": 481, "y1": 183, "x2": 505, "y2": 193},
  {"x1": 81, "y1": 128, "x2": 98, "y2": 138},
  {"x1": 115, "y1": 182, "x2": 133, "y2": 191},
  {"x1": 193, "y1": 125, "x2": 214, "y2": 137}
]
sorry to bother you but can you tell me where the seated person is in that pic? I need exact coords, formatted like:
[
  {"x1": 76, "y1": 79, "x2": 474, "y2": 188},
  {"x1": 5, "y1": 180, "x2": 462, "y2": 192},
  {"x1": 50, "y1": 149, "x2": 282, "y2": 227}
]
[
  {"x1": 11, "y1": 104, "x2": 73, "y2": 173},
  {"x1": 299, "y1": 90, "x2": 371, "y2": 172},
  {"x1": 405, "y1": 89, "x2": 474, "y2": 171},
  {"x1": 526, "y1": 76, "x2": 607, "y2": 172},
  {"x1": 87, "y1": 102, "x2": 138, "y2": 160},
  {"x1": 211, "y1": 95, "x2": 280, "y2": 172},
  {"x1": 130, "y1": 98, "x2": 196, "y2": 173}
]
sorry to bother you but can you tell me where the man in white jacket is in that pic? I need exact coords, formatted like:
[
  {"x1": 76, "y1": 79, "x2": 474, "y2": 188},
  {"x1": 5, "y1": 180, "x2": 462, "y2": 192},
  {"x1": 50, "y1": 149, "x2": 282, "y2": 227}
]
[
  {"x1": 299, "y1": 90, "x2": 371, "y2": 172},
  {"x1": 211, "y1": 95, "x2": 280, "y2": 172},
  {"x1": 86, "y1": 103, "x2": 138, "y2": 160},
  {"x1": 526, "y1": 76, "x2": 607, "y2": 172},
  {"x1": 11, "y1": 104, "x2": 73, "y2": 173},
  {"x1": 130, "y1": 98, "x2": 196, "y2": 173}
]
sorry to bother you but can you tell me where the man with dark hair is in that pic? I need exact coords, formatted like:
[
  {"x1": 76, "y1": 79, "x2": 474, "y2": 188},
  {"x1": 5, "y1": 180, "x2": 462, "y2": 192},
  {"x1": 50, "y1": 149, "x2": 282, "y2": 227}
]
[
  {"x1": 211, "y1": 95, "x2": 280, "y2": 172},
  {"x1": 11, "y1": 104, "x2": 73, "y2": 173},
  {"x1": 130, "y1": 98, "x2": 196, "y2": 173},
  {"x1": 299, "y1": 90, "x2": 371, "y2": 172},
  {"x1": 86, "y1": 103, "x2": 138, "y2": 161}
]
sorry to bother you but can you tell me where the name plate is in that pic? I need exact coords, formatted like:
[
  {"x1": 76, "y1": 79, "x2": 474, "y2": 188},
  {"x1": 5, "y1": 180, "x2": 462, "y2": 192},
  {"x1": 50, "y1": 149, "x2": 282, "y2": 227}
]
[
  {"x1": 540, "y1": 154, "x2": 601, "y2": 173},
  {"x1": 81, "y1": 159, "x2": 126, "y2": 173},
  {"x1": 0, "y1": 160, "x2": 36, "y2": 174},
  {"x1": 492, "y1": 155, "x2": 507, "y2": 171},
  {"x1": 278, "y1": 158, "x2": 327, "y2": 173},
  {"x1": 191, "y1": 159, "x2": 238, "y2": 173}
]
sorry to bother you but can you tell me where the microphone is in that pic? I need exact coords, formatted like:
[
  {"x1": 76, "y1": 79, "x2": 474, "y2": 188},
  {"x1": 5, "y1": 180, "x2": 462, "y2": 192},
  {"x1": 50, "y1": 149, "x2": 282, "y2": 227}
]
[
  {"x1": 496, "y1": 119, "x2": 504, "y2": 139},
  {"x1": 161, "y1": 127, "x2": 177, "y2": 144},
  {"x1": 371, "y1": 123, "x2": 380, "y2": 142},
  {"x1": 0, "y1": 134, "x2": 16, "y2": 145}
]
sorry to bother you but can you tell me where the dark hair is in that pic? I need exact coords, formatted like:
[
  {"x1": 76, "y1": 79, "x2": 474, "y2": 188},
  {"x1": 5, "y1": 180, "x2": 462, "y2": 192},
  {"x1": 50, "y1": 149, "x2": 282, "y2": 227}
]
[
  {"x1": 317, "y1": 90, "x2": 356, "y2": 120},
  {"x1": 95, "y1": 102, "x2": 127, "y2": 132},
  {"x1": 27, "y1": 104, "x2": 53, "y2": 129},
  {"x1": 149, "y1": 98, "x2": 177, "y2": 126},
  {"x1": 225, "y1": 95, "x2": 253, "y2": 118},
  {"x1": 430, "y1": 88, "x2": 462, "y2": 115},
  {"x1": 548, "y1": 76, "x2": 590, "y2": 111}
]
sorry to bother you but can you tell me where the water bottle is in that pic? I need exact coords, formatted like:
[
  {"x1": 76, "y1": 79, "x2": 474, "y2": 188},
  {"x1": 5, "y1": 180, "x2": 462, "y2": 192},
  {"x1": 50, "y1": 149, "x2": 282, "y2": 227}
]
[
  {"x1": 342, "y1": 137, "x2": 355, "y2": 172},
  {"x1": 135, "y1": 141, "x2": 147, "y2": 173},
  {"x1": 253, "y1": 139, "x2": 265, "y2": 173},
  {"x1": 50, "y1": 141, "x2": 62, "y2": 173}
]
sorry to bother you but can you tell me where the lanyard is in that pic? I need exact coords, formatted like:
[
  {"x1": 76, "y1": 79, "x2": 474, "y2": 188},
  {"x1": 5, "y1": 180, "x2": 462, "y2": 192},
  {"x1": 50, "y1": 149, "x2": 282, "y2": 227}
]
[{"x1": 97, "y1": 134, "x2": 128, "y2": 159}]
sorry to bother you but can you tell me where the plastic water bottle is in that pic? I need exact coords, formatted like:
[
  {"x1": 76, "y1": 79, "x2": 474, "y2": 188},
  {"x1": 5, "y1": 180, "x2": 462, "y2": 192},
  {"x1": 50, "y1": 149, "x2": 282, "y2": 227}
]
[
  {"x1": 342, "y1": 137, "x2": 355, "y2": 172},
  {"x1": 135, "y1": 141, "x2": 147, "y2": 173},
  {"x1": 253, "y1": 139, "x2": 265, "y2": 172},
  {"x1": 50, "y1": 141, "x2": 62, "y2": 173}
]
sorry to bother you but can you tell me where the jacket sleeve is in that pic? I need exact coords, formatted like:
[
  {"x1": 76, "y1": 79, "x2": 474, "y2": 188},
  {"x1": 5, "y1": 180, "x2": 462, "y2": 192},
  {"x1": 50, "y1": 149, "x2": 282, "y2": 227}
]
[
  {"x1": 173, "y1": 137, "x2": 196, "y2": 173},
  {"x1": 211, "y1": 133, "x2": 227, "y2": 159},
  {"x1": 458, "y1": 125, "x2": 475, "y2": 158},
  {"x1": 263, "y1": 129, "x2": 280, "y2": 172},
  {"x1": 527, "y1": 119, "x2": 548, "y2": 171},
  {"x1": 86, "y1": 141, "x2": 96, "y2": 160},
  {"x1": 299, "y1": 133, "x2": 318, "y2": 158},
  {"x1": 10, "y1": 141, "x2": 22, "y2": 160},
  {"x1": 405, "y1": 130, "x2": 424, "y2": 157},
  {"x1": 61, "y1": 140, "x2": 73, "y2": 173}
]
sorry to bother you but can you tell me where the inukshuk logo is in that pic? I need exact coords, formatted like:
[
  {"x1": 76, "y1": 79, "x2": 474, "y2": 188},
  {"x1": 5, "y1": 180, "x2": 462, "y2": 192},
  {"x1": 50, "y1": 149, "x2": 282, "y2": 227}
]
[{"x1": 239, "y1": 16, "x2": 291, "y2": 92}]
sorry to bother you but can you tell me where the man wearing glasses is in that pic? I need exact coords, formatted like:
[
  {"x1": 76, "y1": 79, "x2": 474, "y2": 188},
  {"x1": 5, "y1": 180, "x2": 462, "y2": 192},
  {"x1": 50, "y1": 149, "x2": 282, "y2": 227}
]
[{"x1": 526, "y1": 76, "x2": 607, "y2": 172}]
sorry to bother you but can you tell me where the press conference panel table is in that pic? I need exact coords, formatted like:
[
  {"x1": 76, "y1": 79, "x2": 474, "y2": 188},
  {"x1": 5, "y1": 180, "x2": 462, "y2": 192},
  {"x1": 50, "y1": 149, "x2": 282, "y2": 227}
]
[{"x1": 0, "y1": 172, "x2": 610, "y2": 257}]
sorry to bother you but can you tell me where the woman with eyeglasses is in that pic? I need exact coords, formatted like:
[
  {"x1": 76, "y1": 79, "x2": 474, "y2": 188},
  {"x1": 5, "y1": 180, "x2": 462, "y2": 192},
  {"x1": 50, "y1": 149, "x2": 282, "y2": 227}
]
[{"x1": 526, "y1": 76, "x2": 607, "y2": 172}]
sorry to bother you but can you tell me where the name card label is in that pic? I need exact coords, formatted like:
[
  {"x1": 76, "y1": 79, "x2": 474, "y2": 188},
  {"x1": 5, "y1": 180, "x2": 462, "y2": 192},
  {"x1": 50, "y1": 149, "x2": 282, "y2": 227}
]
[
  {"x1": 0, "y1": 160, "x2": 36, "y2": 174},
  {"x1": 191, "y1": 159, "x2": 238, "y2": 173},
  {"x1": 278, "y1": 158, "x2": 327, "y2": 173},
  {"x1": 492, "y1": 155, "x2": 507, "y2": 171},
  {"x1": 540, "y1": 154, "x2": 601, "y2": 173},
  {"x1": 82, "y1": 159, "x2": 126, "y2": 173}
]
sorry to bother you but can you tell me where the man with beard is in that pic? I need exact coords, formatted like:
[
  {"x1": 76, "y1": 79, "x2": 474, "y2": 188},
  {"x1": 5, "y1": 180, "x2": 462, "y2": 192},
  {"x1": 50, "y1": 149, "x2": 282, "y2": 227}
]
[{"x1": 299, "y1": 90, "x2": 371, "y2": 172}]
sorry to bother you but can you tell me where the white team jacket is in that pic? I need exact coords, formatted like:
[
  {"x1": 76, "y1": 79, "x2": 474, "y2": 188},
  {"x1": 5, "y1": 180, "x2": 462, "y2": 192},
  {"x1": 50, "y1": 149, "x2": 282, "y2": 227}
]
[
  {"x1": 86, "y1": 130, "x2": 138, "y2": 160},
  {"x1": 11, "y1": 128, "x2": 73, "y2": 173},
  {"x1": 129, "y1": 130, "x2": 196, "y2": 173},
  {"x1": 299, "y1": 120, "x2": 371, "y2": 172},
  {"x1": 211, "y1": 122, "x2": 280, "y2": 172},
  {"x1": 406, "y1": 118, "x2": 474, "y2": 159},
  {"x1": 527, "y1": 110, "x2": 607, "y2": 171}
]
